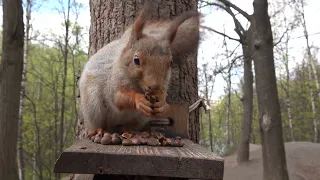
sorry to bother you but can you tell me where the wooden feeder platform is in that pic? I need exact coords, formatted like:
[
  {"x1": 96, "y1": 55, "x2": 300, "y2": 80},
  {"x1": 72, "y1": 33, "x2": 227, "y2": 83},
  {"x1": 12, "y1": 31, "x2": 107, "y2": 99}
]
[{"x1": 54, "y1": 103, "x2": 224, "y2": 179}]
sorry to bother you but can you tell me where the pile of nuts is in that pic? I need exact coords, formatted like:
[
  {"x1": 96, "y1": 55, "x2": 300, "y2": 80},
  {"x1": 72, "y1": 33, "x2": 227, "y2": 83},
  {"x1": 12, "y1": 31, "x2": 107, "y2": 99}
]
[
  {"x1": 88, "y1": 92, "x2": 184, "y2": 147},
  {"x1": 89, "y1": 130, "x2": 184, "y2": 147}
]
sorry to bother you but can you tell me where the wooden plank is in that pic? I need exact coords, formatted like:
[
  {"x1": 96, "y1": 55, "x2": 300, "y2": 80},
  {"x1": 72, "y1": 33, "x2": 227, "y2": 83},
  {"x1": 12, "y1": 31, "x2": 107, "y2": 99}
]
[
  {"x1": 147, "y1": 103, "x2": 189, "y2": 138},
  {"x1": 72, "y1": 174, "x2": 94, "y2": 180},
  {"x1": 164, "y1": 103, "x2": 189, "y2": 139},
  {"x1": 54, "y1": 139, "x2": 224, "y2": 180}
]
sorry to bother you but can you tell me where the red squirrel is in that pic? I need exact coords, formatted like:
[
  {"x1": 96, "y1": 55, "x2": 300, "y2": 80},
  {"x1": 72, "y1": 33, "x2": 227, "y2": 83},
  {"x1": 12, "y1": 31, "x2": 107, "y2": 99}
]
[{"x1": 79, "y1": 1, "x2": 201, "y2": 137}]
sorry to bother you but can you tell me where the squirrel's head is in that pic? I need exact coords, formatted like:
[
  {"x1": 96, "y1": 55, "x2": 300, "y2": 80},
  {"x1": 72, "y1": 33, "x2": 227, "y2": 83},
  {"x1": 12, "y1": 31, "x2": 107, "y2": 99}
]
[
  {"x1": 119, "y1": 1, "x2": 200, "y2": 94},
  {"x1": 123, "y1": 37, "x2": 173, "y2": 93}
]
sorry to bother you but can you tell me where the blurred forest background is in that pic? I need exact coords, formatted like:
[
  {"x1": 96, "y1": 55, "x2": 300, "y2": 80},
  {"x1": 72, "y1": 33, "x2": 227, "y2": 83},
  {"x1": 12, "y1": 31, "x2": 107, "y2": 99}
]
[{"x1": 0, "y1": 0, "x2": 319, "y2": 179}]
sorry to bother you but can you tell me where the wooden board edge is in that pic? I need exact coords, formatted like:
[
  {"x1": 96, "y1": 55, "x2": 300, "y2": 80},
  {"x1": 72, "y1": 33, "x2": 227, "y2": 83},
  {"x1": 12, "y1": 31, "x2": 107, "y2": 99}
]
[{"x1": 54, "y1": 140, "x2": 224, "y2": 180}]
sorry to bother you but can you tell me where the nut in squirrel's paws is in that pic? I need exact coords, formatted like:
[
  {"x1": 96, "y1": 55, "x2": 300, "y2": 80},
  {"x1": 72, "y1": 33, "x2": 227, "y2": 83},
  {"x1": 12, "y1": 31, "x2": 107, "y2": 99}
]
[
  {"x1": 145, "y1": 90, "x2": 169, "y2": 116},
  {"x1": 134, "y1": 93, "x2": 153, "y2": 116}
]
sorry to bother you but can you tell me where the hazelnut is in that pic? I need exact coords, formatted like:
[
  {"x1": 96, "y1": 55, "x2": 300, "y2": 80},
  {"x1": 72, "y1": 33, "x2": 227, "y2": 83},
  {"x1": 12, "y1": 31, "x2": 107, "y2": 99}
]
[
  {"x1": 111, "y1": 137, "x2": 121, "y2": 145},
  {"x1": 103, "y1": 133, "x2": 111, "y2": 138},
  {"x1": 131, "y1": 138, "x2": 141, "y2": 145},
  {"x1": 101, "y1": 136, "x2": 112, "y2": 145},
  {"x1": 94, "y1": 136, "x2": 102, "y2": 144},
  {"x1": 111, "y1": 133, "x2": 120, "y2": 138},
  {"x1": 141, "y1": 132, "x2": 150, "y2": 138},
  {"x1": 147, "y1": 137, "x2": 160, "y2": 146},
  {"x1": 140, "y1": 137, "x2": 148, "y2": 145},
  {"x1": 90, "y1": 136, "x2": 95, "y2": 142},
  {"x1": 122, "y1": 139, "x2": 133, "y2": 146}
]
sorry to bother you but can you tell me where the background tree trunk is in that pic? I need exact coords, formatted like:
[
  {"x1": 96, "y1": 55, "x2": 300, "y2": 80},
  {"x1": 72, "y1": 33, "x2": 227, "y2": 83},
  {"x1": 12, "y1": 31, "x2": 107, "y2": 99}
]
[
  {"x1": 298, "y1": 0, "x2": 319, "y2": 142},
  {"x1": 0, "y1": 0, "x2": 24, "y2": 179},
  {"x1": 251, "y1": 0, "x2": 289, "y2": 179},
  {"x1": 18, "y1": 1, "x2": 32, "y2": 180},
  {"x1": 203, "y1": 64, "x2": 213, "y2": 151},
  {"x1": 59, "y1": 0, "x2": 71, "y2": 158},
  {"x1": 237, "y1": 29, "x2": 253, "y2": 163},
  {"x1": 87, "y1": 0, "x2": 200, "y2": 142},
  {"x1": 283, "y1": 33, "x2": 295, "y2": 142}
]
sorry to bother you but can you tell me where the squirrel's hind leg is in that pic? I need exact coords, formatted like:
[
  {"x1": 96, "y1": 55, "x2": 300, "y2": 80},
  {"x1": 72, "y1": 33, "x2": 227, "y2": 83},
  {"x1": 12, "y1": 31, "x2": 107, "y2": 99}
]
[{"x1": 79, "y1": 78, "x2": 109, "y2": 138}]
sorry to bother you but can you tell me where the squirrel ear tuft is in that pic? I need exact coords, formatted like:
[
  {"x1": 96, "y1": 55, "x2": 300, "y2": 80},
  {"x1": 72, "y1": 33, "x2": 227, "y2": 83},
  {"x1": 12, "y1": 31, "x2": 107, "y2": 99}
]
[
  {"x1": 128, "y1": 1, "x2": 156, "y2": 44},
  {"x1": 164, "y1": 11, "x2": 201, "y2": 57},
  {"x1": 163, "y1": 11, "x2": 200, "y2": 44}
]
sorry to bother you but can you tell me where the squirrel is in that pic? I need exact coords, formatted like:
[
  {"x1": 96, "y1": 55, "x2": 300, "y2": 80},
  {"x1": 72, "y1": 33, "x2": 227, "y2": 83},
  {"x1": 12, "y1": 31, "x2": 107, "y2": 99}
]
[{"x1": 78, "y1": 0, "x2": 201, "y2": 137}]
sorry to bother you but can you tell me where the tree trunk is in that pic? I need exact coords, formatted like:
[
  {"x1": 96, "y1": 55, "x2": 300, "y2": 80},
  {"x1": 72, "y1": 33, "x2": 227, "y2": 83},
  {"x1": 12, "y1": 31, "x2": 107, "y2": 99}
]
[
  {"x1": 87, "y1": 0, "x2": 199, "y2": 142},
  {"x1": 283, "y1": 34, "x2": 294, "y2": 142},
  {"x1": 203, "y1": 64, "x2": 213, "y2": 152},
  {"x1": 199, "y1": 108, "x2": 206, "y2": 147},
  {"x1": 299, "y1": 0, "x2": 320, "y2": 101},
  {"x1": 72, "y1": 27, "x2": 80, "y2": 133},
  {"x1": 54, "y1": 74, "x2": 59, "y2": 180},
  {"x1": 59, "y1": 0, "x2": 71, "y2": 160},
  {"x1": 31, "y1": 81, "x2": 43, "y2": 180},
  {"x1": 0, "y1": 0, "x2": 24, "y2": 179},
  {"x1": 226, "y1": 72, "x2": 231, "y2": 146},
  {"x1": 18, "y1": 1, "x2": 32, "y2": 179},
  {"x1": 299, "y1": 1, "x2": 319, "y2": 142},
  {"x1": 237, "y1": 29, "x2": 253, "y2": 163},
  {"x1": 307, "y1": 61, "x2": 318, "y2": 142},
  {"x1": 251, "y1": 0, "x2": 289, "y2": 180}
]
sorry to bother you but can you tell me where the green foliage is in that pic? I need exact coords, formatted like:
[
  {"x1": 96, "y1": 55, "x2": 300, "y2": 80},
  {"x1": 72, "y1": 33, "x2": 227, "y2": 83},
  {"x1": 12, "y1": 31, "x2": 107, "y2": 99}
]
[
  {"x1": 3, "y1": 0, "x2": 318, "y2": 179},
  {"x1": 19, "y1": 29, "x2": 87, "y2": 180},
  {"x1": 200, "y1": 59, "x2": 320, "y2": 156}
]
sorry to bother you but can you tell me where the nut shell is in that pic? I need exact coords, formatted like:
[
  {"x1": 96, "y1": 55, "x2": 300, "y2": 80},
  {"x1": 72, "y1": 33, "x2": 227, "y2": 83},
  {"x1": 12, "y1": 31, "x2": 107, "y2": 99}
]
[
  {"x1": 131, "y1": 138, "x2": 141, "y2": 145},
  {"x1": 101, "y1": 136, "x2": 112, "y2": 145},
  {"x1": 122, "y1": 132, "x2": 133, "y2": 139},
  {"x1": 103, "y1": 133, "x2": 111, "y2": 138},
  {"x1": 111, "y1": 133, "x2": 120, "y2": 138},
  {"x1": 94, "y1": 136, "x2": 102, "y2": 144},
  {"x1": 90, "y1": 136, "x2": 95, "y2": 142},
  {"x1": 111, "y1": 137, "x2": 121, "y2": 145},
  {"x1": 141, "y1": 132, "x2": 150, "y2": 138},
  {"x1": 122, "y1": 139, "x2": 133, "y2": 146},
  {"x1": 147, "y1": 137, "x2": 160, "y2": 146}
]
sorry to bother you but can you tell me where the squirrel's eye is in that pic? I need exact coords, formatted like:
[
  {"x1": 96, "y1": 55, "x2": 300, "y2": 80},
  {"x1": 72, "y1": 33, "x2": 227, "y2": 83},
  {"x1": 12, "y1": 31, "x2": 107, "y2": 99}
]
[{"x1": 134, "y1": 55, "x2": 140, "y2": 65}]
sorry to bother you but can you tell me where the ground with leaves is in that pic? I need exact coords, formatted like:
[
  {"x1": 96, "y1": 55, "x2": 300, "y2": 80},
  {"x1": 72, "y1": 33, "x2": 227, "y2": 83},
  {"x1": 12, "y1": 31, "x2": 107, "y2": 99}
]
[{"x1": 223, "y1": 142, "x2": 320, "y2": 180}]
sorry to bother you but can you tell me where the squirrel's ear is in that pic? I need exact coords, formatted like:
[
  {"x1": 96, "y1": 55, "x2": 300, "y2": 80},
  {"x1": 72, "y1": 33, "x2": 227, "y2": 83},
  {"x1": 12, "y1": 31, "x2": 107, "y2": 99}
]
[
  {"x1": 128, "y1": 1, "x2": 156, "y2": 45},
  {"x1": 163, "y1": 11, "x2": 201, "y2": 57}
]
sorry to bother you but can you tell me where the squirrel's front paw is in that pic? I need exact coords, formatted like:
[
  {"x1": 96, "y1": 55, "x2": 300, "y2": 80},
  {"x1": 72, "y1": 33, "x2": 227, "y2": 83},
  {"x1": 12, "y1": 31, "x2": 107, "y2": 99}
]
[
  {"x1": 134, "y1": 93, "x2": 153, "y2": 116},
  {"x1": 153, "y1": 101, "x2": 169, "y2": 114}
]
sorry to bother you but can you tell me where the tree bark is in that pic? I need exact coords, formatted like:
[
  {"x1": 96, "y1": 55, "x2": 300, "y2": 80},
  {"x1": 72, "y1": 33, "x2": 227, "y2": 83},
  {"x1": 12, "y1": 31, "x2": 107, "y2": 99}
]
[
  {"x1": 71, "y1": 26, "x2": 81, "y2": 133},
  {"x1": 203, "y1": 64, "x2": 213, "y2": 152},
  {"x1": 251, "y1": 0, "x2": 289, "y2": 180},
  {"x1": 54, "y1": 73, "x2": 59, "y2": 180},
  {"x1": 18, "y1": 1, "x2": 32, "y2": 180},
  {"x1": 0, "y1": 0, "x2": 24, "y2": 179},
  {"x1": 59, "y1": 0, "x2": 71, "y2": 159},
  {"x1": 298, "y1": 0, "x2": 319, "y2": 142},
  {"x1": 237, "y1": 29, "x2": 253, "y2": 163},
  {"x1": 307, "y1": 59, "x2": 318, "y2": 142},
  {"x1": 226, "y1": 70, "x2": 231, "y2": 146},
  {"x1": 87, "y1": 0, "x2": 199, "y2": 142},
  {"x1": 283, "y1": 34, "x2": 294, "y2": 142}
]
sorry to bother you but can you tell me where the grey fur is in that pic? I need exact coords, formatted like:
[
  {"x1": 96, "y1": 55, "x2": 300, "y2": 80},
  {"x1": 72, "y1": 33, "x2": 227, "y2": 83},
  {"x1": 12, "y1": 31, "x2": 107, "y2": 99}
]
[{"x1": 79, "y1": 9, "x2": 201, "y2": 135}]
